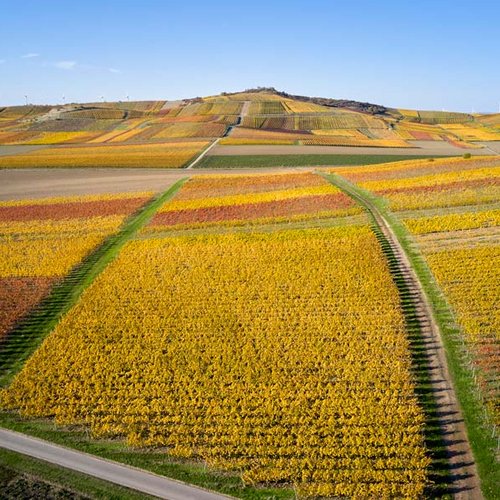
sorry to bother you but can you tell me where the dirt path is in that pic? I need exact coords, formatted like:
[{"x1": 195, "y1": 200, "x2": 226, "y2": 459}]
[
  {"x1": 0, "y1": 145, "x2": 49, "y2": 157},
  {"x1": 324, "y1": 173, "x2": 482, "y2": 499},
  {"x1": 240, "y1": 100, "x2": 251, "y2": 119},
  {"x1": 224, "y1": 100, "x2": 251, "y2": 138},
  {"x1": 476, "y1": 141, "x2": 500, "y2": 155}
]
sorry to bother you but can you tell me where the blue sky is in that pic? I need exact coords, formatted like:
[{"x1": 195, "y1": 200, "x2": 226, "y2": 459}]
[{"x1": 1, "y1": 0, "x2": 499, "y2": 111}]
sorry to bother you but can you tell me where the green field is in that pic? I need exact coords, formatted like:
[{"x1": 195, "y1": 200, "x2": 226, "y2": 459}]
[{"x1": 196, "y1": 154, "x2": 441, "y2": 168}]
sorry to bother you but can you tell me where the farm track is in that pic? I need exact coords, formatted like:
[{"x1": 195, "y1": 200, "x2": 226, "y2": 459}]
[
  {"x1": 0, "y1": 178, "x2": 188, "y2": 386},
  {"x1": 217, "y1": 100, "x2": 252, "y2": 139},
  {"x1": 0, "y1": 428, "x2": 232, "y2": 500},
  {"x1": 0, "y1": 145, "x2": 49, "y2": 156},
  {"x1": 321, "y1": 173, "x2": 482, "y2": 499},
  {"x1": 240, "y1": 101, "x2": 251, "y2": 119},
  {"x1": 183, "y1": 102, "x2": 253, "y2": 169},
  {"x1": 185, "y1": 139, "x2": 221, "y2": 169}
]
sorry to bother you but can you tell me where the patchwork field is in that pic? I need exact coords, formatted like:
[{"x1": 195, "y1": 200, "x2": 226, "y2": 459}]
[
  {"x1": 0, "y1": 142, "x2": 209, "y2": 168},
  {"x1": 0, "y1": 91, "x2": 498, "y2": 499},
  {"x1": 147, "y1": 173, "x2": 362, "y2": 231},
  {"x1": 1, "y1": 89, "x2": 499, "y2": 169},
  {"x1": 0, "y1": 192, "x2": 152, "y2": 341},
  {"x1": 1, "y1": 173, "x2": 432, "y2": 498}
]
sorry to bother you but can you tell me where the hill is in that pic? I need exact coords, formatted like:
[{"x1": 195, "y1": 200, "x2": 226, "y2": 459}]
[
  {"x1": 1, "y1": 88, "x2": 498, "y2": 147},
  {"x1": 0, "y1": 89, "x2": 498, "y2": 168}
]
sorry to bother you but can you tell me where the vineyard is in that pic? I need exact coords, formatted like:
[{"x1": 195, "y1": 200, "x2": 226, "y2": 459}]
[
  {"x1": 241, "y1": 114, "x2": 385, "y2": 131},
  {"x1": 149, "y1": 122, "x2": 228, "y2": 139},
  {"x1": 146, "y1": 172, "x2": 362, "y2": 231},
  {"x1": 1, "y1": 172, "x2": 432, "y2": 497},
  {"x1": 438, "y1": 123, "x2": 500, "y2": 142},
  {"x1": 0, "y1": 142, "x2": 209, "y2": 168},
  {"x1": 335, "y1": 156, "x2": 500, "y2": 428},
  {"x1": 0, "y1": 192, "x2": 151, "y2": 341},
  {"x1": 0, "y1": 90, "x2": 497, "y2": 163},
  {"x1": 0, "y1": 91, "x2": 498, "y2": 498},
  {"x1": 281, "y1": 100, "x2": 332, "y2": 113},
  {"x1": 248, "y1": 100, "x2": 287, "y2": 114},
  {"x1": 301, "y1": 137, "x2": 409, "y2": 147},
  {"x1": 416, "y1": 110, "x2": 474, "y2": 124}
]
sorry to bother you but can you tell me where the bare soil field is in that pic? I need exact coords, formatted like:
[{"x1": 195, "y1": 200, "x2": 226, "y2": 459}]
[
  {"x1": 209, "y1": 140, "x2": 490, "y2": 156},
  {"x1": 0, "y1": 146, "x2": 49, "y2": 156},
  {"x1": 0, "y1": 169, "x2": 186, "y2": 200},
  {"x1": 0, "y1": 167, "x2": 311, "y2": 200},
  {"x1": 477, "y1": 141, "x2": 500, "y2": 154}
]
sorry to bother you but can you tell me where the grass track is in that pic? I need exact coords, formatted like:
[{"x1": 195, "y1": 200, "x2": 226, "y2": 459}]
[
  {"x1": 0, "y1": 178, "x2": 188, "y2": 386},
  {"x1": 195, "y1": 154, "x2": 437, "y2": 168}
]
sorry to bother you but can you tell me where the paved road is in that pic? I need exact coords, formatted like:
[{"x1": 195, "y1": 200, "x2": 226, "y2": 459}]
[
  {"x1": 0, "y1": 428, "x2": 232, "y2": 500},
  {"x1": 326, "y1": 173, "x2": 482, "y2": 499},
  {"x1": 185, "y1": 139, "x2": 221, "y2": 170}
]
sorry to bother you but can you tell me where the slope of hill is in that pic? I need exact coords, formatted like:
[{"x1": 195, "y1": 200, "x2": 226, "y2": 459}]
[{"x1": 0, "y1": 89, "x2": 498, "y2": 168}]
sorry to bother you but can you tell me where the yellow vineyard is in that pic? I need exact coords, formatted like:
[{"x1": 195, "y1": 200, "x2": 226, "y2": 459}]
[{"x1": 1, "y1": 226, "x2": 430, "y2": 498}]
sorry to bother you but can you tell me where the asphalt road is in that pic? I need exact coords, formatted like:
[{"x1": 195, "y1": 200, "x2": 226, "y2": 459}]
[{"x1": 0, "y1": 428, "x2": 232, "y2": 500}]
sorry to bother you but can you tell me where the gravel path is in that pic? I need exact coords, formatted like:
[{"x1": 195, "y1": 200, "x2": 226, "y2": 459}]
[{"x1": 326, "y1": 173, "x2": 482, "y2": 499}]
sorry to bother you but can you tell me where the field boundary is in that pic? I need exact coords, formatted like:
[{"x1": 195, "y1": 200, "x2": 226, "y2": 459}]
[
  {"x1": 0, "y1": 411, "x2": 294, "y2": 500},
  {"x1": 320, "y1": 172, "x2": 484, "y2": 498},
  {"x1": 0, "y1": 178, "x2": 188, "y2": 386}
]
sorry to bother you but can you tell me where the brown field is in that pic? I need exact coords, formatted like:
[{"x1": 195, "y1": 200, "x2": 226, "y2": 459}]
[{"x1": 0, "y1": 168, "x2": 315, "y2": 200}]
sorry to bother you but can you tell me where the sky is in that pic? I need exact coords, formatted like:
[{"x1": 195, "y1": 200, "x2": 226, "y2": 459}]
[{"x1": 0, "y1": 0, "x2": 499, "y2": 112}]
